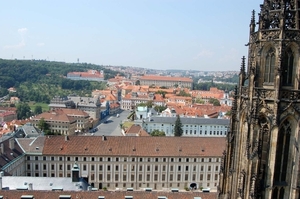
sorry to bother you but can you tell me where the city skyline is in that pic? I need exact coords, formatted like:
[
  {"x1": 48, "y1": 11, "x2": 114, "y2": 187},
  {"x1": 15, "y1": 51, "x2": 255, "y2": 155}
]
[{"x1": 1, "y1": 0, "x2": 261, "y2": 71}]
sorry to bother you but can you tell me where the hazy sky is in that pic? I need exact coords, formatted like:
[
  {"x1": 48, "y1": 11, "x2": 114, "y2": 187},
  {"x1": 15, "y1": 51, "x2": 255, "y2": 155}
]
[{"x1": 1, "y1": 0, "x2": 262, "y2": 71}]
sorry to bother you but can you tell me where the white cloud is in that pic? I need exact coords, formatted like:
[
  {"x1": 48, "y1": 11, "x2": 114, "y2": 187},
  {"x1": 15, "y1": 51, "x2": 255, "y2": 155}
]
[
  {"x1": 37, "y1": 42, "x2": 45, "y2": 47},
  {"x1": 18, "y1": 28, "x2": 28, "y2": 33},
  {"x1": 194, "y1": 49, "x2": 213, "y2": 60},
  {"x1": 218, "y1": 48, "x2": 238, "y2": 63},
  {"x1": 3, "y1": 28, "x2": 27, "y2": 49}
]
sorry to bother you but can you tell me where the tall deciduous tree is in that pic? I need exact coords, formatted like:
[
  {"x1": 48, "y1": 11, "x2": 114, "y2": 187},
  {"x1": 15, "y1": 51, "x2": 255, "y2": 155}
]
[
  {"x1": 150, "y1": 130, "x2": 166, "y2": 136},
  {"x1": 34, "y1": 105, "x2": 43, "y2": 115},
  {"x1": 16, "y1": 103, "x2": 32, "y2": 120},
  {"x1": 174, "y1": 115, "x2": 183, "y2": 137}
]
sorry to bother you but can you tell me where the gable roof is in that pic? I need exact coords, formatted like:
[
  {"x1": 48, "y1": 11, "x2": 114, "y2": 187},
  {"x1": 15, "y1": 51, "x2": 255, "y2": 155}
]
[{"x1": 42, "y1": 136, "x2": 225, "y2": 157}]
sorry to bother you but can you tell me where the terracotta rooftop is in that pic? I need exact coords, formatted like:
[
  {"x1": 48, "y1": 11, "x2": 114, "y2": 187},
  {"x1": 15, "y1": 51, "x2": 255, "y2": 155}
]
[
  {"x1": 42, "y1": 136, "x2": 225, "y2": 157},
  {"x1": 140, "y1": 75, "x2": 193, "y2": 82},
  {"x1": 0, "y1": 190, "x2": 218, "y2": 199}
]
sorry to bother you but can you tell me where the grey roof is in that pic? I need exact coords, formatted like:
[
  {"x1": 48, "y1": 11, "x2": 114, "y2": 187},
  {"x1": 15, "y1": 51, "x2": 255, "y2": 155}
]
[
  {"x1": 16, "y1": 136, "x2": 46, "y2": 155},
  {"x1": 20, "y1": 123, "x2": 41, "y2": 138},
  {"x1": 144, "y1": 116, "x2": 230, "y2": 126},
  {"x1": 2, "y1": 176, "x2": 88, "y2": 191}
]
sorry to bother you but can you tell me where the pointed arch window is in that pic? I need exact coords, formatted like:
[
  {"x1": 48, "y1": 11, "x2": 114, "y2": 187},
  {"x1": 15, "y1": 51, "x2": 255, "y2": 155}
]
[
  {"x1": 273, "y1": 120, "x2": 291, "y2": 198},
  {"x1": 264, "y1": 48, "x2": 275, "y2": 83},
  {"x1": 282, "y1": 48, "x2": 294, "y2": 86}
]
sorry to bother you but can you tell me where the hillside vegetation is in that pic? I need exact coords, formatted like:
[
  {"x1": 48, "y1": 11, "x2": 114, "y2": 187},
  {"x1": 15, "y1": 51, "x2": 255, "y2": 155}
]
[{"x1": 0, "y1": 59, "x2": 122, "y2": 103}]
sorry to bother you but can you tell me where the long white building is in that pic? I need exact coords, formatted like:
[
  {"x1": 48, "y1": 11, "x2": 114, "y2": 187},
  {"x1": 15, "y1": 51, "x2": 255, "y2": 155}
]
[
  {"x1": 19, "y1": 135, "x2": 225, "y2": 192},
  {"x1": 139, "y1": 117, "x2": 229, "y2": 137}
]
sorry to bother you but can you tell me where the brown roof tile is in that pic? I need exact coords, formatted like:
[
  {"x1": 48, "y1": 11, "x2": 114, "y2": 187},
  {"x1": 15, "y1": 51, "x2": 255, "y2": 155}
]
[
  {"x1": 43, "y1": 136, "x2": 225, "y2": 157},
  {"x1": 0, "y1": 190, "x2": 218, "y2": 199}
]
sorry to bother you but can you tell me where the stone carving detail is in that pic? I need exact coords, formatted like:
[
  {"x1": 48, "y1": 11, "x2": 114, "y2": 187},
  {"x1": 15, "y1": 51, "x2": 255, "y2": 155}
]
[
  {"x1": 250, "y1": 173, "x2": 257, "y2": 198},
  {"x1": 250, "y1": 33, "x2": 258, "y2": 43},
  {"x1": 261, "y1": 30, "x2": 280, "y2": 40},
  {"x1": 254, "y1": 88, "x2": 275, "y2": 100},
  {"x1": 285, "y1": 31, "x2": 300, "y2": 40},
  {"x1": 237, "y1": 170, "x2": 246, "y2": 198}
]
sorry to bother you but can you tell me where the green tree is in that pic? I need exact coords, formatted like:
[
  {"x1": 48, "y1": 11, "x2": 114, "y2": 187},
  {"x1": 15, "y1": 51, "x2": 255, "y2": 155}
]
[
  {"x1": 209, "y1": 98, "x2": 221, "y2": 106},
  {"x1": 195, "y1": 98, "x2": 205, "y2": 104},
  {"x1": 154, "y1": 105, "x2": 167, "y2": 112},
  {"x1": 34, "y1": 105, "x2": 43, "y2": 115},
  {"x1": 174, "y1": 115, "x2": 183, "y2": 137},
  {"x1": 150, "y1": 130, "x2": 166, "y2": 136},
  {"x1": 38, "y1": 118, "x2": 49, "y2": 132},
  {"x1": 16, "y1": 103, "x2": 32, "y2": 119},
  {"x1": 177, "y1": 90, "x2": 191, "y2": 97},
  {"x1": 135, "y1": 80, "x2": 140, "y2": 85}
]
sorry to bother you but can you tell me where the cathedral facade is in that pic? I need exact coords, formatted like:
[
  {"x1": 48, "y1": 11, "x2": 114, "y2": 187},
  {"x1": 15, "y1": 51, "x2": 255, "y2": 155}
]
[{"x1": 219, "y1": 0, "x2": 300, "y2": 199}]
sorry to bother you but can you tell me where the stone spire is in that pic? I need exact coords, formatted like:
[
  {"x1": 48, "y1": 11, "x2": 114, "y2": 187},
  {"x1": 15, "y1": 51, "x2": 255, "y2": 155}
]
[{"x1": 258, "y1": 0, "x2": 300, "y2": 30}]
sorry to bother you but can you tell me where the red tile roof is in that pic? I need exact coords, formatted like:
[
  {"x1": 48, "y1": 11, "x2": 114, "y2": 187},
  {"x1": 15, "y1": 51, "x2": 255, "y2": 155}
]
[
  {"x1": 42, "y1": 136, "x2": 225, "y2": 157},
  {"x1": 0, "y1": 190, "x2": 218, "y2": 199},
  {"x1": 140, "y1": 75, "x2": 193, "y2": 82}
]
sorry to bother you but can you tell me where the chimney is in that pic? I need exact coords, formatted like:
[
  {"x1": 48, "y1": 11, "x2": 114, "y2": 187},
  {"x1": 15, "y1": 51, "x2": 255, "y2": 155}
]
[
  {"x1": 65, "y1": 135, "x2": 69, "y2": 141},
  {"x1": 0, "y1": 144, "x2": 4, "y2": 154},
  {"x1": 28, "y1": 183, "x2": 33, "y2": 190},
  {"x1": 102, "y1": 135, "x2": 106, "y2": 141},
  {"x1": 9, "y1": 139, "x2": 14, "y2": 150},
  {"x1": 0, "y1": 171, "x2": 3, "y2": 190}
]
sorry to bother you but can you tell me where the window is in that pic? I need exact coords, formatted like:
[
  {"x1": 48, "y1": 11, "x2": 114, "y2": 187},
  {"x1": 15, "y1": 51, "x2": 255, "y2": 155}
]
[
  {"x1": 99, "y1": 165, "x2": 103, "y2": 171},
  {"x1": 116, "y1": 165, "x2": 119, "y2": 171},
  {"x1": 108, "y1": 158, "x2": 111, "y2": 162},
  {"x1": 179, "y1": 158, "x2": 181, "y2": 162},
  {"x1": 59, "y1": 164, "x2": 63, "y2": 170},
  {"x1": 215, "y1": 174, "x2": 218, "y2": 180},
  {"x1": 91, "y1": 165, "x2": 95, "y2": 171},
  {"x1": 51, "y1": 164, "x2": 54, "y2": 170},
  {"x1": 67, "y1": 165, "x2": 71, "y2": 170},
  {"x1": 170, "y1": 174, "x2": 173, "y2": 181},
  {"x1": 139, "y1": 158, "x2": 143, "y2": 162},
  {"x1": 35, "y1": 164, "x2": 39, "y2": 170},
  {"x1": 83, "y1": 165, "x2": 87, "y2": 171},
  {"x1": 178, "y1": 166, "x2": 181, "y2": 171},
  {"x1": 282, "y1": 48, "x2": 294, "y2": 86},
  {"x1": 201, "y1": 166, "x2": 203, "y2": 171},
  {"x1": 155, "y1": 165, "x2": 158, "y2": 171},
  {"x1": 51, "y1": 157, "x2": 54, "y2": 161},
  {"x1": 162, "y1": 165, "x2": 166, "y2": 171},
  {"x1": 154, "y1": 174, "x2": 158, "y2": 181},
  {"x1": 170, "y1": 166, "x2": 173, "y2": 171},
  {"x1": 264, "y1": 48, "x2": 275, "y2": 83},
  {"x1": 147, "y1": 174, "x2": 150, "y2": 181},
  {"x1": 162, "y1": 174, "x2": 166, "y2": 181},
  {"x1": 132, "y1": 158, "x2": 135, "y2": 162},
  {"x1": 107, "y1": 174, "x2": 111, "y2": 181},
  {"x1": 107, "y1": 165, "x2": 111, "y2": 171},
  {"x1": 200, "y1": 174, "x2": 203, "y2": 180},
  {"x1": 192, "y1": 174, "x2": 196, "y2": 181},
  {"x1": 215, "y1": 166, "x2": 219, "y2": 171},
  {"x1": 207, "y1": 174, "x2": 211, "y2": 180},
  {"x1": 177, "y1": 174, "x2": 181, "y2": 181},
  {"x1": 116, "y1": 157, "x2": 119, "y2": 162},
  {"x1": 139, "y1": 165, "x2": 142, "y2": 171},
  {"x1": 155, "y1": 158, "x2": 158, "y2": 162},
  {"x1": 131, "y1": 174, "x2": 134, "y2": 181},
  {"x1": 115, "y1": 174, "x2": 119, "y2": 181},
  {"x1": 208, "y1": 166, "x2": 211, "y2": 171},
  {"x1": 185, "y1": 174, "x2": 188, "y2": 180},
  {"x1": 91, "y1": 157, "x2": 94, "y2": 161},
  {"x1": 59, "y1": 157, "x2": 63, "y2": 161},
  {"x1": 99, "y1": 174, "x2": 103, "y2": 180},
  {"x1": 147, "y1": 166, "x2": 150, "y2": 171},
  {"x1": 42, "y1": 156, "x2": 46, "y2": 161},
  {"x1": 139, "y1": 174, "x2": 142, "y2": 181},
  {"x1": 43, "y1": 164, "x2": 47, "y2": 170},
  {"x1": 193, "y1": 166, "x2": 196, "y2": 171},
  {"x1": 171, "y1": 158, "x2": 174, "y2": 162}
]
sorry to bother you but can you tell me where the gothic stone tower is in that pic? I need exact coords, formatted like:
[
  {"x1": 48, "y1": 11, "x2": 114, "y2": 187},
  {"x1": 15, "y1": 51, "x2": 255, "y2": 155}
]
[{"x1": 219, "y1": 0, "x2": 300, "y2": 199}]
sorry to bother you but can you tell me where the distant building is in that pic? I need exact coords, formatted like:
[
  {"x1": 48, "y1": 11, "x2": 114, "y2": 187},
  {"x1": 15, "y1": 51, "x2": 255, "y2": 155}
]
[
  {"x1": 21, "y1": 136, "x2": 225, "y2": 191},
  {"x1": 67, "y1": 70, "x2": 105, "y2": 82},
  {"x1": 139, "y1": 116, "x2": 229, "y2": 137},
  {"x1": 139, "y1": 75, "x2": 193, "y2": 89}
]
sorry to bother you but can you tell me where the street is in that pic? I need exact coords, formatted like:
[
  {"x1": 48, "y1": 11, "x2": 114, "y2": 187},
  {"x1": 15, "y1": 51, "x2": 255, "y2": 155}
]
[{"x1": 87, "y1": 110, "x2": 131, "y2": 136}]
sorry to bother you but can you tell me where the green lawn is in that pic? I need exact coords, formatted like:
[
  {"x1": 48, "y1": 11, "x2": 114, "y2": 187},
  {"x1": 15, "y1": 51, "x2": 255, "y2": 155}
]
[{"x1": 28, "y1": 102, "x2": 49, "y2": 112}]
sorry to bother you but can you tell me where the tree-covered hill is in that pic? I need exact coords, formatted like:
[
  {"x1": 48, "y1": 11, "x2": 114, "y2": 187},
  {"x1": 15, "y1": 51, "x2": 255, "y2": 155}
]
[{"x1": 0, "y1": 59, "x2": 123, "y2": 103}]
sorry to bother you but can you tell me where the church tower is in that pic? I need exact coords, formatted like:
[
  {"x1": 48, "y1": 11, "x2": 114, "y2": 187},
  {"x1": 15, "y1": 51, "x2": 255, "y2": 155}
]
[{"x1": 219, "y1": 1, "x2": 300, "y2": 199}]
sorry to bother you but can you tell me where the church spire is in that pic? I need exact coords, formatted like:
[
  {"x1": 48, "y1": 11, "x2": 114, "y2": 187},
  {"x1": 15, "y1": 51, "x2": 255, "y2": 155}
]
[
  {"x1": 258, "y1": 0, "x2": 300, "y2": 30},
  {"x1": 250, "y1": 10, "x2": 255, "y2": 33}
]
